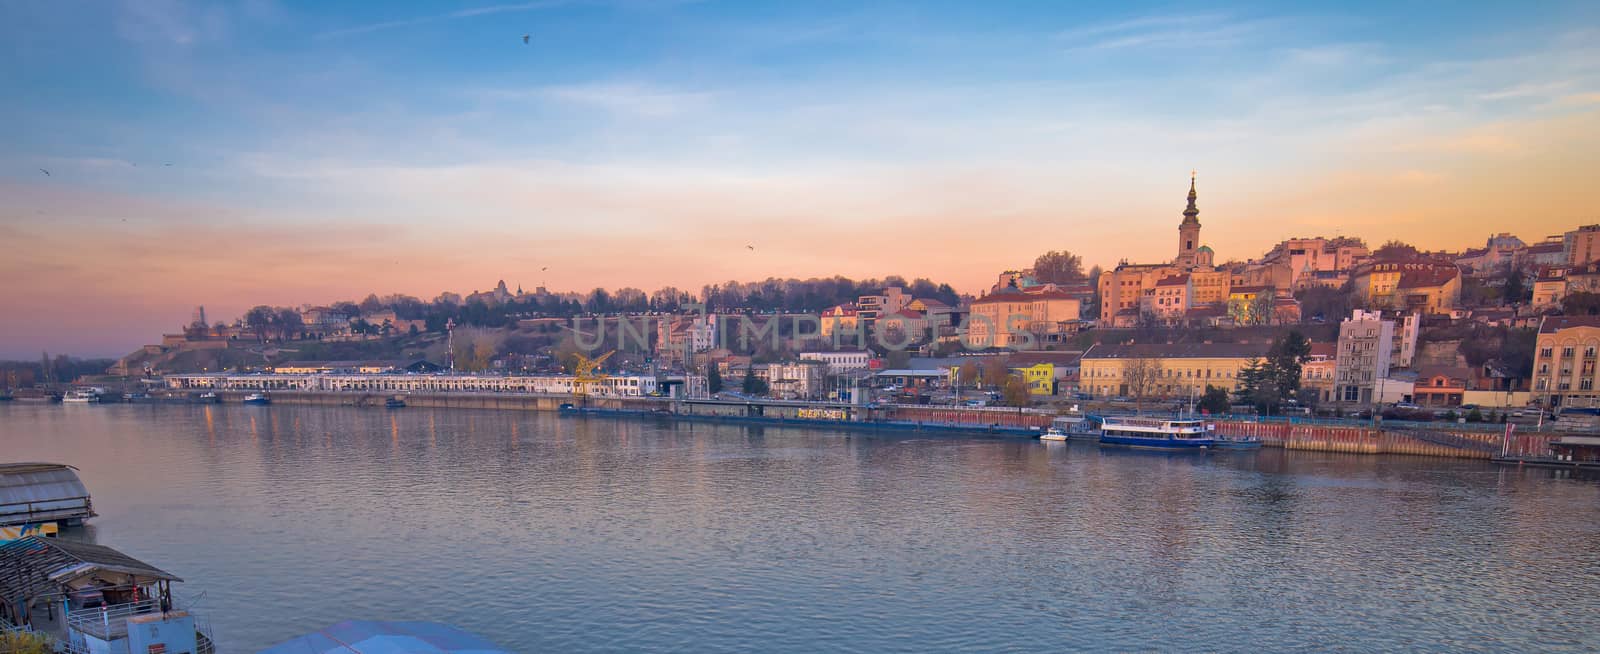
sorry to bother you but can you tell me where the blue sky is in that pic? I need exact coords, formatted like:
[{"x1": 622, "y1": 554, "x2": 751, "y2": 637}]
[{"x1": 2, "y1": 0, "x2": 1599, "y2": 356}]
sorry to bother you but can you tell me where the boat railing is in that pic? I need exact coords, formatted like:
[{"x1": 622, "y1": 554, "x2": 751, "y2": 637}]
[
  {"x1": 66, "y1": 599, "x2": 161, "y2": 641},
  {"x1": 60, "y1": 598, "x2": 214, "y2": 653}
]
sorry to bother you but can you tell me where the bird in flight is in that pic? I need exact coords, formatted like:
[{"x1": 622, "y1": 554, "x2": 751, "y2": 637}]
[
  {"x1": 38, "y1": 168, "x2": 50, "y2": 176},
  {"x1": 746, "y1": 244, "x2": 755, "y2": 251},
  {"x1": 164, "y1": 163, "x2": 173, "y2": 167},
  {"x1": 541, "y1": 266, "x2": 549, "y2": 271},
  {"x1": 522, "y1": 34, "x2": 530, "y2": 44}
]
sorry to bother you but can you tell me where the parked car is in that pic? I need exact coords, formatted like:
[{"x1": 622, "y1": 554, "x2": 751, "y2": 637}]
[{"x1": 1394, "y1": 402, "x2": 1423, "y2": 410}]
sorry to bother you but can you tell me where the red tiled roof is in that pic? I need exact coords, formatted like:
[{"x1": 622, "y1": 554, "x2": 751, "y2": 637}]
[
  {"x1": 1397, "y1": 265, "x2": 1459, "y2": 289},
  {"x1": 1155, "y1": 274, "x2": 1190, "y2": 287},
  {"x1": 1525, "y1": 242, "x2": 1564, "y2": 254},
  {"x1": 1308, "y1": 342, "x2": 1336, "y2": 358}
]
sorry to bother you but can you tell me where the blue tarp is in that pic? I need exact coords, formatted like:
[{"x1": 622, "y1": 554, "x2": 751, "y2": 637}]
[{"x1": 257, "y1": 621, "x2": 510, "y2": 654}]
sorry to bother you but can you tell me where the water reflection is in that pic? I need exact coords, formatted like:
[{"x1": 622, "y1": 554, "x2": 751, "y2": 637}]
[{"x1": 1, "y1": 404, "x2": 1597, "y2": 652}]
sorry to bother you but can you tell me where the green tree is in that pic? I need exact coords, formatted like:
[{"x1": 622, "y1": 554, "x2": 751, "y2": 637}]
[
  {"x1": 1234, "y1": 358, "x2": 1268, "y2": 411},
  {"x1": 1467, "y1": 407, "x2": 1485, "y2": 423},
  {"x1": 741, "y1": 368, "x2": 767, "y2": 395},
  {"x1": 1032, "y1": 250, "x2": 1085, "y2": 284},
  {"x1": 1235, "y1": 331, "x2": 1313, "y2": 414},
  {"x1": 707, "y1": 364, "x2": 724, "y2": 394},
  {"x1": 1198, "y1": 385, "x2": 1231, "y2": 415}
]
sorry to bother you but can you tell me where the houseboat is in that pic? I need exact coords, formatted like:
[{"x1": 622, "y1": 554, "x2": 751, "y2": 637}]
[
  {"x1": 1098, "y1": 416, "x2": 1217, "y2": 451},
  {"x1": 0, "y1": 536, "x2": 216, "y2": 653},
  {"x1": 243, "y1": 392, "x2": 271, "y2": 405}
]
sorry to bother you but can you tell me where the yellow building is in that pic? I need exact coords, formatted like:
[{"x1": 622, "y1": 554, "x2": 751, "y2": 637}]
[
  {"x1": 1350, "y1": 261, "x2": 1461, "y2": 314},
  {"x1": 1079, "y1": 342, "x2": 1271, "y2": 398},
  {"x1": 1533, "y1": 315, "x2": 1600, "y2": 408},
  {"x1": 1532, "y1": 267, "x2": 1568, "y2": 309},
  {"x1": 1010, "y1": 363, "x2": 1056, "y2": 395},
  {"x1": 820, "y1": 303, "x2": 860, "y2": 338}
]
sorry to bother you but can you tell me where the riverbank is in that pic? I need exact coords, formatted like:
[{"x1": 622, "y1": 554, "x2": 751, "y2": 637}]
[{"x1": 157, "y1": 389, "x2": 1555, "y2": 461}]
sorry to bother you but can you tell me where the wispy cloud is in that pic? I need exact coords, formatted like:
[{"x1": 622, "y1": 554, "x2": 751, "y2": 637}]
[
  {"x1": 316, "y1": 0, "x2": 572, "y2": 39},
  {"x1": 540, "y1": 82, "x2": 715, "y2": 117},
  {"x1": 1055, "y1": 13, "x2": 1275, "y2": 52}
]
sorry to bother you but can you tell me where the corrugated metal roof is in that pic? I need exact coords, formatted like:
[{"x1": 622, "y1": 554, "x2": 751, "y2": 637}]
[
  {"x1": 0, "y1": 463, "x2": 93, "y2": 526},
  {"x1": 257, "y1": 621, "x2": 510, "y2": 654},
  {"x1": 0, "y1": 536, "x2": 180, "y2": 605}
]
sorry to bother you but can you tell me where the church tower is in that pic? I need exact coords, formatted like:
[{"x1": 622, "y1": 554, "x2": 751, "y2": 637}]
[{"x1": 1177, "y1": 172, "x2": 1202, "y2": 267}]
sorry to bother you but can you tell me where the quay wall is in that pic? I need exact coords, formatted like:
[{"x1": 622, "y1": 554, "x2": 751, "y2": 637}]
[{"x1": 191, "y1": 389, "x2": 1559, "y2": 460}]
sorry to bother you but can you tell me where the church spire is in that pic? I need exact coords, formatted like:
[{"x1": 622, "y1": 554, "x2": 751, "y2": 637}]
[{"x1": 1181, "y1": 170, "x2": 1200, "y2": 225}]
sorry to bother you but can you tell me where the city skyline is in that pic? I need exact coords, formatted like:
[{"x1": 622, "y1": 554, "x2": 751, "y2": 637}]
[{"x1": 4, "y1": 0, "x2": 1600, "y2": 357}]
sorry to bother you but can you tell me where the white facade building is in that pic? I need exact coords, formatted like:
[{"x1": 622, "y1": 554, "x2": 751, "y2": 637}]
[
  {"x1": 1334, "y1": 309, "x2": 1396, "y2": 404},
  {"x1": 800, "y1": 350, "x2": 873, "y2": 371}
]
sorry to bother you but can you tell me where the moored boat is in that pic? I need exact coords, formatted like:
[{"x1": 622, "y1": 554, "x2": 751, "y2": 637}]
[
  {"x1": 1040, "y1": 426, "x2": 1069, "y2": 441},
  {"x1": 62, "y1": 389, "x2": 102, "y2": 404},
  {"x1": 1099, "y1": 416, "x2": 1216, "y2": 451},
  {"x1": 385, "y1": 396, "x2": 407, "y2": 408},
  {"x1": 243, "y1": 393, "x2": 271, "y2": 405},
  {"x1": 196, "y1": 391, "x2": 220, "y2": 403}
]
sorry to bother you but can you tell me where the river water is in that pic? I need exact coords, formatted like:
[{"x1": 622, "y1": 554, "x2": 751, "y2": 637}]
[{"x1": 1, "y1": 403, "x2": 1597, "y2": 652}]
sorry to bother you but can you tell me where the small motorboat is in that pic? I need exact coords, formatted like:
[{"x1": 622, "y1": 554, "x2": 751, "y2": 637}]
[
  {"x1": 1040, "y1": 427, "x2": 1069, "y2": 441},
  {"x1": 384, "y1": 397, "x2": 407, "y2": 409},
  {"x1": 243, "y1": 393, "x2": 271, "y2": 405}
]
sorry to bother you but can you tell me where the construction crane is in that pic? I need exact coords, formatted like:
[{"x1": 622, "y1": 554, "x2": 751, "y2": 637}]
[{"x1": 571, "y1": 350, "x2": 614, "y2": 398}]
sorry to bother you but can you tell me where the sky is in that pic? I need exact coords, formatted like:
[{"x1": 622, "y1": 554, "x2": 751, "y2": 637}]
[{"x1": 2, "y1": 0, "x2": 1599, "y2": 358}]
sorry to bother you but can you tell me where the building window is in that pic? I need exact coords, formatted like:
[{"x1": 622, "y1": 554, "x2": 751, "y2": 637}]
[
  {"x1": 1583, "y1": 379, "x2": 1595, "y2": 391},
  {"x1": 1540, "y1": 347, "x2": 1553, "y2": 358},
  {"x1": 1563, "y1": 346, "x2": 1575, "y2": 358}
]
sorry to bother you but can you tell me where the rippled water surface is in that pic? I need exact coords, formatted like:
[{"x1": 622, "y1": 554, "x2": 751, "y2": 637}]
[{"x1": 3, "y1": 404, "x2": 1598, "y2": 652}]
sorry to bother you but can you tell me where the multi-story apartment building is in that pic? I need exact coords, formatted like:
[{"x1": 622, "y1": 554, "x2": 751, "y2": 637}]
[
  {"x1": 1532, "y1": 315, "x2": 1600, "y2": 408},
  {"x1": 1393, "y1": 312, "x2": 1421, "y2": 369},
  {"x1": 1300, "y1": 342, "x2": 1338, "y2": 404},
  {"x1": 1350, "y1": 261, "x2": 1461, "y2": 314},
  {"x1": 761, "y1": 361, "x2": 827, "y2": 400},
  {"x1": 1141, "y1": 274, "x2": 1191, "y2": 323},
  {"x1": 856, "y1": 286, "x2": 911, "y2": 321},
  {"x1": 967, "y1": 287, "x2": 1081, "y2": 349},
  {"x1": 1565, "y1": 225, "x2": 1600, "y2": 266},
  {"x1": 1258, "y1": 236, "x2": 1371, "y2": 289},
  {"x1": 1334, "y1": 309, "x2": 1395, "y2": 404}
]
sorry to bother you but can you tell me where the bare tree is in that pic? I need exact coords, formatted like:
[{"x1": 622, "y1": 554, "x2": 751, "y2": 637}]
[{"x1": 1122, "y1": 355, "x2": 1164, "y2": 415}]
